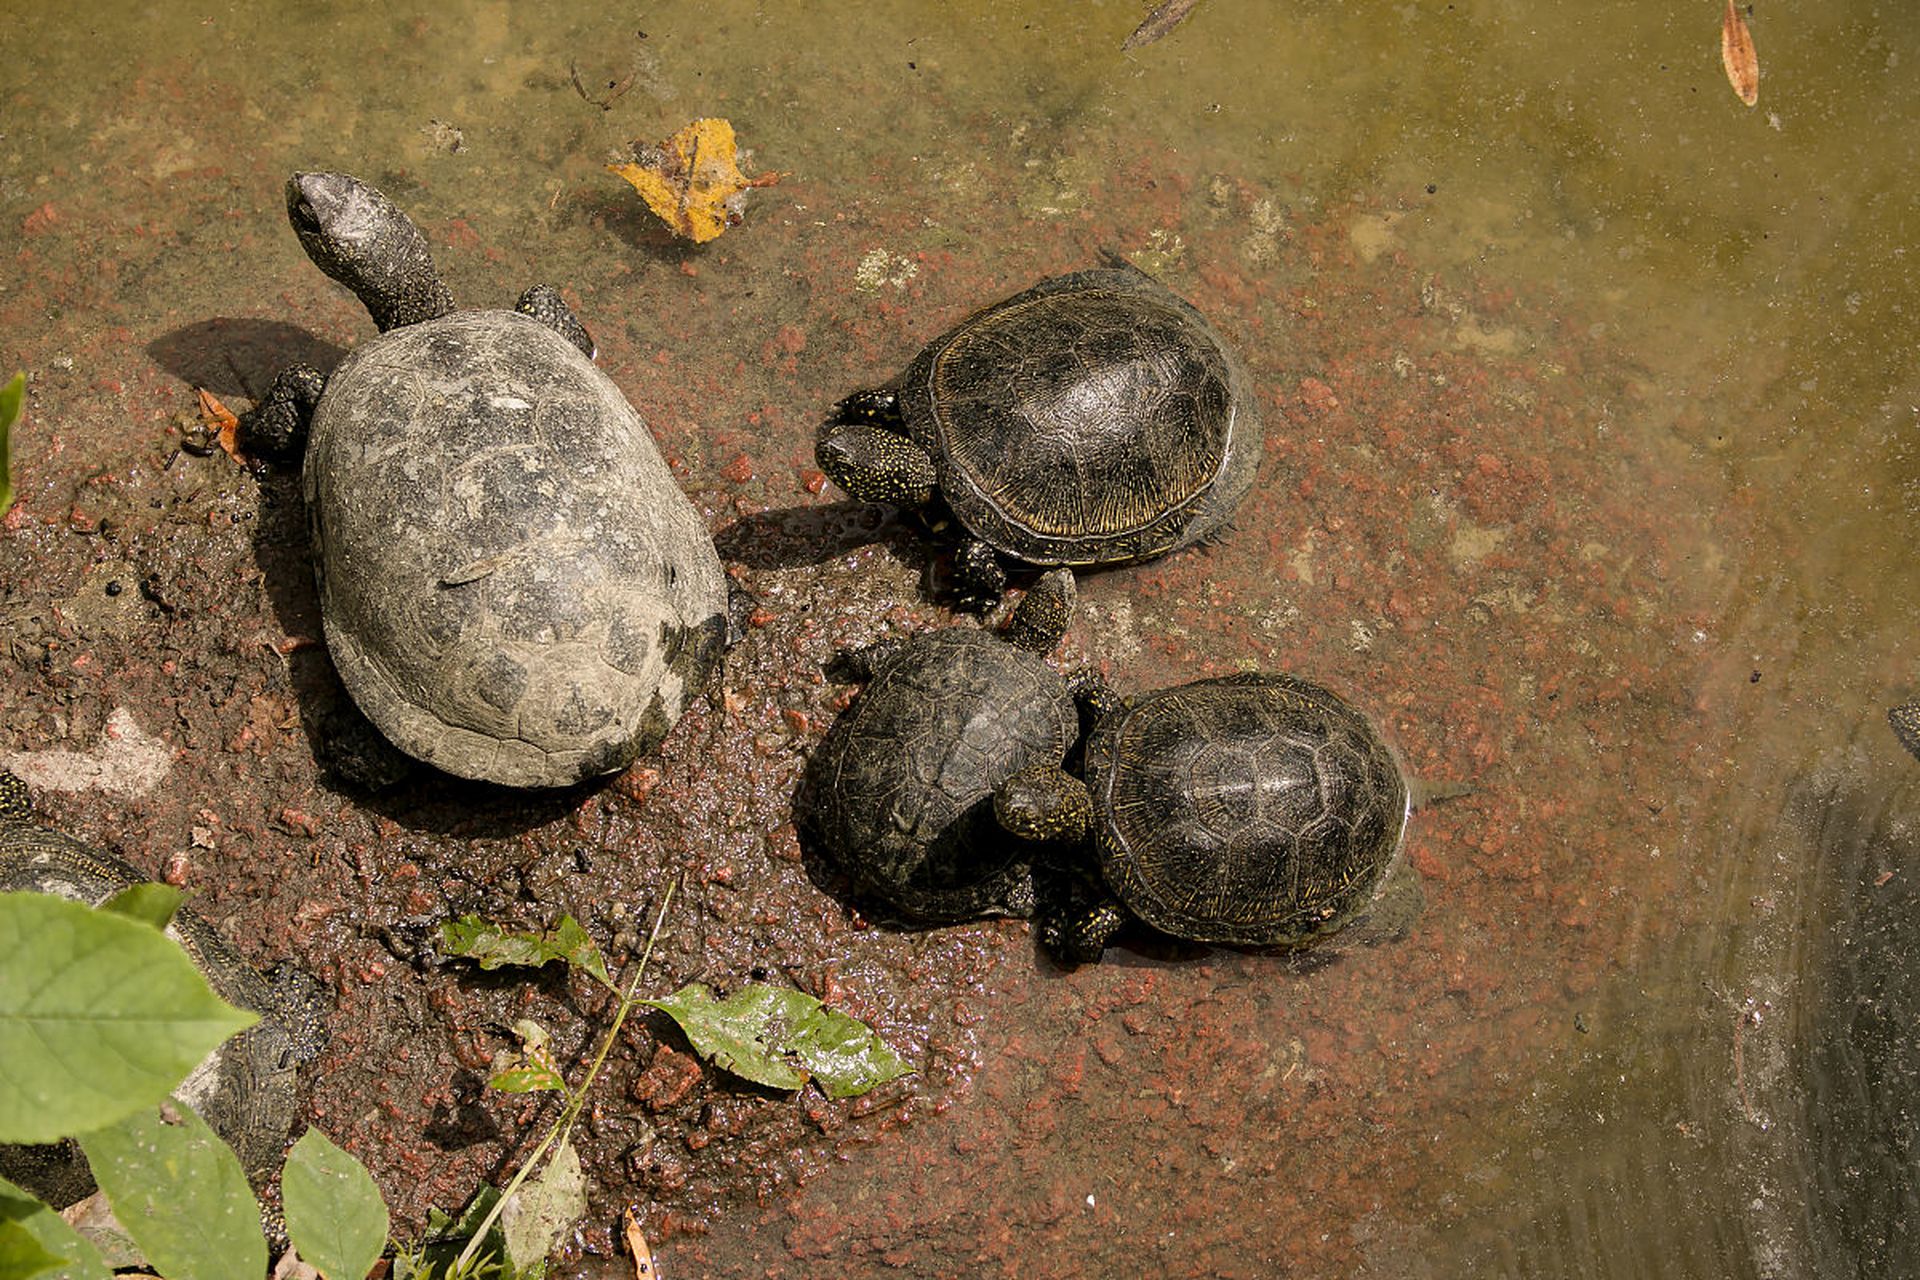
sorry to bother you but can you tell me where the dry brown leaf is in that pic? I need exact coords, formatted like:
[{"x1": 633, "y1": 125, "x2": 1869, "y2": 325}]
[
  {"x1": 1124, "y1": 0, "x2": 1204, "y2": 49},
  {"x1": 607, "y1": 118, "x2": 781, "y2": 244},
  {"x1": 196, "y1": 386, "x2": 244, "y2": 460},
  {"x1": 1721, "y1": 0, "x2": 1759, "y2": 107},
  {"x1": 622, "y1": 1207, "x2": 658, "y2": 1279}
]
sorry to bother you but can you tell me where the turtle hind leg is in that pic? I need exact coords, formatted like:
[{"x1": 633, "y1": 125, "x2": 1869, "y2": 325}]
[
  {"x1": 237, "y1": 364, "x2": 326, "y2": 461},
  {"x1": 515, "y1": 284, "x2": 596, "y2": 360}
]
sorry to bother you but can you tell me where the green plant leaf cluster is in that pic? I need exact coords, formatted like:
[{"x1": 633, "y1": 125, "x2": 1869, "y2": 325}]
[
  {"x1": 642, "y1": 981, "x2": 915, "y2": 1098},
  {"x1": 0, "y1": 889, "x2": 388, "y2": 1280}
]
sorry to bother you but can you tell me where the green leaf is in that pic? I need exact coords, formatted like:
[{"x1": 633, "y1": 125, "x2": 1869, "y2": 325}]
[
  {"x1": 0, "y1": 892, "x2": 258, "y2": 1143},
  {"x1": 0, "y1": 1177, "x2": 112, "y2": 1280},
  {"x1": 500, "y1": 1138, "x2": 583, "y2": 1273},
  {"x1": 78, "y1": 1102, "x2": 265, "y2": 1280},
  {"x1": 283, "y1": 1129, "x2": 389, "y2": 1280},
  {"x1": 487, "y1": 1019, "x2": 567, "y2": 1095},
  {"x1": 402, "y1": 1188, "x2": 506, "y2": 1280},
  {"x1": 0, "y1": 371, "x2": 21, "y2": 515},
  {"x1": 640, "y1": 982, "x2": 915, "y2": 1098},
  {"x1": 440, "y1": 915, "x2": 611, "y2": 988},
  {"x1": 0, "y1": 1220, "x2": 64, "y2": 1280},
  {"x1": 98, "y1": 883, "x2": 182, "y2": 931}
]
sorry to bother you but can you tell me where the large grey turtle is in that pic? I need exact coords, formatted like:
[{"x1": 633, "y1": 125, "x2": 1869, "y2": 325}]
[
  {"x1": 242, "y1": 172, "x2": 728, "y2": 788},
  {"x1": 815, "y1": 260, "x2": 1262, "y2": 606},
  {"x1": 0, "y1": 773, "x2": 326, "y2": 1207},
  {"x1": 802, "y1": 570, "x2": 1097, "y2": 922},
  {"x1": 997, "y1": 672, "x2": 1453, "y2": 962}
]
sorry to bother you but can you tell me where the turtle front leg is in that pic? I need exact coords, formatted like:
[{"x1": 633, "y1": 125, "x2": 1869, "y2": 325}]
[
  {"x1": 1037, "y1": 873, "x2": 1128, "y2": 965},
  {"x1": 237, "y1": 364, "x2": 326, "y2": 461},
  {"x1": 515, "y1": 284, "x2": 596, "y2": 360},
  {"x1": 951, "y1": 537, "x2": 1008, "y2": 611}
]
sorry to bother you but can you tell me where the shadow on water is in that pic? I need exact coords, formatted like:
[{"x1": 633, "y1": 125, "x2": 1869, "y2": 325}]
[{"x1": 146, "y1": 319, "x2": 347, "y2": 399}]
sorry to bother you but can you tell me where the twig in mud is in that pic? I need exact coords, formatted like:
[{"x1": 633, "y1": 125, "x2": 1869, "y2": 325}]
[
  {"x1": 570, "y1": 59, "x2": 636, "y2": 110},
  {"x1": 1124, "y1": 0, "x2": 1205, "y2": 49}
]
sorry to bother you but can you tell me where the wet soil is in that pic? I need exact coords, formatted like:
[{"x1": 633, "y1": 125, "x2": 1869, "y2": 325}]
[{"x1": 0, "y1": 4, "x2": 1842, "y2": 1277}]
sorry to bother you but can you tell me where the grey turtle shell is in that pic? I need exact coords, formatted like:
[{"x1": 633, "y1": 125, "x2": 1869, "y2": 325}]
[
  {"x1": 807, "y1": 629, "x2": 1078, "y2": 920},
  {"x1": 1085, "y1": 672, "x2": 1409, "y2": 947},
  {"x1": 307, "y1": 309, "x2": 728, "y2": 788},
  {"x1": 0, "y1": 781, "x2": 323, "y2": 1207},
  {"x1": 897, "y1": 267, "x2": 1261, "y2": 567}
]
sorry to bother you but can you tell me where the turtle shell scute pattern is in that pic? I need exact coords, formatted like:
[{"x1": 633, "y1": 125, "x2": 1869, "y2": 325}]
[
  {"x1": 900, "y1": 268, "x2": 1257, "y2": 567},
  {"x1": 1086, "y1": 673, "x2": 1409, "y2": 947},
  {"x1": 305, "y1": 309, "x2": 728, "y2": 788},
  {"x1": 807, "y1": 629, "x2": 1078, "y2": 920}
]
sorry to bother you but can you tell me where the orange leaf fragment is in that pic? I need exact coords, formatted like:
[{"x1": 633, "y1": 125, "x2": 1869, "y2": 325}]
[
  {"x1": 622, "y1": 1207, "x2": 657, "y2": 1279},
  {"x1": 607, "y1": 117, "x2": 781, "y2": 244},
  {"x1": 196, "y1": 387, "x2": 245, "y2": 460},
  {"x1": 1721, "y1": 0, "x2": 1758, "y2": 107}
]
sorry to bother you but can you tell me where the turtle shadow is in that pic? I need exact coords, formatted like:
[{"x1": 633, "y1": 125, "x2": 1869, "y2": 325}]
[
  {"x1": 715, "y1": 499, "x2": 915, "y2": 571},
  {"x1": 146, "y1": 319, "x2": 347, "y2": 399},
  {"x1": 245, "y1": 465, "x2": 600, "y2": 840}
]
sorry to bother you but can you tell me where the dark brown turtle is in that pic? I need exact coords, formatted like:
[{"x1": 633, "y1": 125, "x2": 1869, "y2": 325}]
[
  {"x1": 816, "y1": 261, "x2": 1262, "y2": 605},
  {"x1": 0, "y1": 772, "x2": 326, "y2": 1207},
  {"x1": 801, "y1": 571, "x2": 1101, "y2": 922},
  {"x1": 997, "y1": 672, "x2": 1449, "y2": 962}
]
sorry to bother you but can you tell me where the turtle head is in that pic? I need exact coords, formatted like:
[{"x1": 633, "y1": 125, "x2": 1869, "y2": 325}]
[
  {"x1": 815, "y1": 391, "x2": 937, "y2": 507},
  {"x1": 995, "y1": 763, "x2": 1092, "y2": 844},
  {"x1": 286, "y1": 172, "x2": 456, "y2": 333}
]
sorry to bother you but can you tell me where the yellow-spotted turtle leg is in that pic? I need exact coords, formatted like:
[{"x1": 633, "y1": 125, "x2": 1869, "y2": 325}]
[{"x1": 236, "y1": 364, "x2": 325, "y2": 461}]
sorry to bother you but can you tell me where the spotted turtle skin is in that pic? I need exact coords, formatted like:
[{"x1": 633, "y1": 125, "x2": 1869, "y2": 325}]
[
  {"x1": 899, "y1": 265, "x2": 1260, "y2": 567},
  {"x1": 1085, "y1": 672, "x2": 1409, "y2": 947},
  {"x1": 805, "y1": 629, "x2": 1079, "y2": 921},
  {"x1": 0, "y1": 774, "x2": 325, "y2": 1207}
]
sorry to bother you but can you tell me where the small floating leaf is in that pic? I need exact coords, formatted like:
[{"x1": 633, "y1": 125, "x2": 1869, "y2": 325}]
[
  {"x1": 621, "y1": 1207, "x2": 656, "y2": 1279},
  {"x1": 1721, "y1": 0, "x2": 1758, "y2": 107},
  {"x1": 1123, "y1": 0, "x2": 1203, "y2": 49},
  {"x1": 282, "y1": 1129, "x2": 389, "y2": 1280},
  {"x1": 0, "y1": 372, "x2": 21, "y2": 515},
  {"x1": 440, "y1": 914, "x2": 612, "y2": 989},
  {"x1": 196, "y1": 388, "x2": 243, "y2": 462},
  {"x1": 607, "y1": 118, "x2": 781, "y2": 244},
  {"x1": 640, "y1": 981, "x2": 914, "y2": 1098}
]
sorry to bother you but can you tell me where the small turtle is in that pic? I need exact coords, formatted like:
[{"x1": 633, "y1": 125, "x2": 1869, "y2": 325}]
[
  {"x1": 242, "y1": 172, "x2": 729, "y2": 788},
  {"x1": 996, "y1": 672, "x2": 1454, "y2": 962},
  {"x1": 0, "y1": 772, "x2": 326, "y2": 1207},
  {"x1": 802, "y1": 570, "x2": 1102, "y2": 922},
  {"x1": 816, "y1": 261, "x2": 1262, "y2": 606}
]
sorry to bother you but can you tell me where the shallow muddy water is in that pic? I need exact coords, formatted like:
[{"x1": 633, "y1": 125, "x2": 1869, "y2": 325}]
[{"x1": 2, "y1": 2, "x2": 1918, "y2": 1276}]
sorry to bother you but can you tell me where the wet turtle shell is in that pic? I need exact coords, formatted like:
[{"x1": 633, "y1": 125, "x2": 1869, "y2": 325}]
[
  {"x1": 307, "y1": 309, "x2": 728, "y2": 788},
  {"x1": 896, "y1": 266, "x2": 1261, "y2": 567},
  {"x1": 0, "y1": 776, "x2": 325, "y2": 1207},
  {"x1": 1083, "y1": 672, "x2": 1409, "y2": 947},
  {"x1": 806, "y1": 629, "x2": 1079, "y2": 921}
]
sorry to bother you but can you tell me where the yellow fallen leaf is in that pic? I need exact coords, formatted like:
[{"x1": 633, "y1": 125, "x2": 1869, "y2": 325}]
[
  {"x1": 607, "y1": 117, "x2": 781, "y2": 244},
  {"x1": 1721, "y1": 0, "x2": 1758, "y2": 107}
]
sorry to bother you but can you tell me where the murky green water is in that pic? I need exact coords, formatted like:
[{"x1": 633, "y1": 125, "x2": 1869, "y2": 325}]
[{"x1": 5, "y1": 1, "x2": 1919, "y2": 1276}]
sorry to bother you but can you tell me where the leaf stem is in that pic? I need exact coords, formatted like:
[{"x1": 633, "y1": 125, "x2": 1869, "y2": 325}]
[{"x1": 452, "y1": 879, "x2": 678, "y2": 1273}]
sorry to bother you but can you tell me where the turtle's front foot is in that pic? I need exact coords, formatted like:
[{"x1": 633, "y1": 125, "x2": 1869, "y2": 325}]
[
  {"x1": 951, "y1": 538, "x2": 1008, "y2": 612},
  {"x1": 516, "y1": 284, "x2": 595, "y2": 360},
  {"x1": 238, "y1": 365, "x2": 325, "y2": 461}
]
